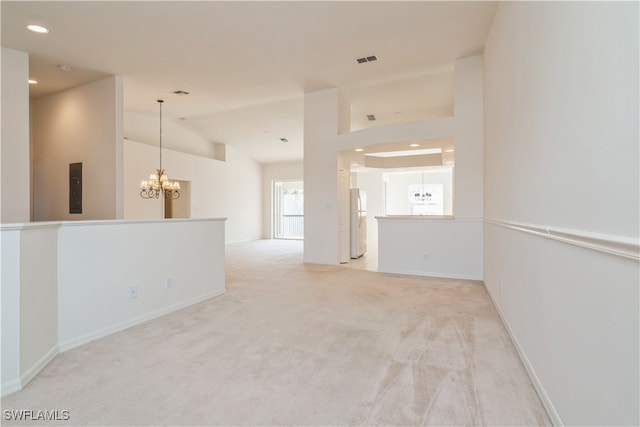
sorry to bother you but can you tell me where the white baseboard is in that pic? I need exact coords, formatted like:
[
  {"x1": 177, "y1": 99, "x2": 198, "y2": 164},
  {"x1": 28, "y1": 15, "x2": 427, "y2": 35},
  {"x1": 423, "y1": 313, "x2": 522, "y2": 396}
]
[
  {"x1": 59, "y1": 289, "x2": 225, "y2": 352},
  {"x1": 2, "y1": 346, "x2": 59, "y2": 397},
  {"x1": 378, "y1": 268, "x2": 482, "y2": 281},
  {"x1": 484, "y1": 285, "x2": 564, "y2": 426},
  {"x1": 1, "y1": 378, "x2": 22, "y2": 397},
  {"x1": 20, "y1": 345, "x2": 59, "y2": 389}
]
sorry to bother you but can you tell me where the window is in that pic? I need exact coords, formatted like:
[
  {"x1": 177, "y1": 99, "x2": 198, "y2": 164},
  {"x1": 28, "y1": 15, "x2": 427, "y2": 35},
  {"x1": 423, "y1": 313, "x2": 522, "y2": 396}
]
[
  {"x1": 384, "y1": 168, "x2": 453, "y2": 216},
  {"x1": 273, "y1": 181, "x2": 304, "y2": 239},
  {"x1": 408, "y1": 183, "x2": 444, "y2": 215}
]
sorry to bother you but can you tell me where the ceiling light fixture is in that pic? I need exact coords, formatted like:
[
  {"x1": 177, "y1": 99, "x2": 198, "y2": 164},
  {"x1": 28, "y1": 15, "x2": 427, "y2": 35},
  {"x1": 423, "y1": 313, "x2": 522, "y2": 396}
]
[
  {"x1": 28, "y1": 79, "x2": 38, "y2": 84},
  {"x1": 26, "y1": 24, "x2": 49, "y2": 34},
  {"x1": 413, "y1": 170, "x2": 432, "y2": 202},
  {"x1": 365, "y1": 148, "x2": 442, "y2": 158},
  {"x1": 355, "y1": 148, "x2": 364, "y2": 152},
  {"x1": 409, "y1": 143, "x2": 420, "y2": 147},
  {"x1": 139, "y1": 100, "x2": 180, "y2": 200}
]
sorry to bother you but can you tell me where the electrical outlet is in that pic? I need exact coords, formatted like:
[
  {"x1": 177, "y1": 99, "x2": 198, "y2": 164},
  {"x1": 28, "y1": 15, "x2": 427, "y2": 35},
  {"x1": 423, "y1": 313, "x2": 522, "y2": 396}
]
[
  {"x1": 166, "y1": 278, "x2": 173, "y2": 289},
  {"x1": 129, "y1": 284, "x2": 138, "y2": 299}
]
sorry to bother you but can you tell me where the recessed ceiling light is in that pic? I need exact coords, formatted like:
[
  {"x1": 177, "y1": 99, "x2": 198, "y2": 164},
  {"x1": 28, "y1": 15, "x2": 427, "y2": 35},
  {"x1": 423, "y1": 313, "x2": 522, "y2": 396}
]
[
  {"x1": 444, "y1": 149, "x2": 455, "y2": 153},
  {"x1": 57, "y1": 64, "x2": 72, "y2": 71},
  {"x1": 26, "y1": 24, "x2": 49, "y2": 34},
  {"x1": 28, "y1": 79, "x2": 38, "y2": 84},
  {"x1": 279, "y1": 138, "x2": 288, "y2": 143},
  {"x1": 355, "y1": 148, "x2": 364, "y2": 152},
  {"x1": 365, "y1": 148, "x2": 442, "y2": 158},
  {"x1": 409, "y1": 143, "x2": 420, "y2": 147}
]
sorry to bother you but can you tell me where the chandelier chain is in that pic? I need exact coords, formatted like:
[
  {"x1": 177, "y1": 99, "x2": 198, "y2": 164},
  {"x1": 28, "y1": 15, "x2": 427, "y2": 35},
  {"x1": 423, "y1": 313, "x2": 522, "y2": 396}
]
[
  {"x1": 158, "y1": 99, "x2": 163, "y2": 172},
  {"x1": 139, "y1": 99, "x2": 180, "y2": 200}
]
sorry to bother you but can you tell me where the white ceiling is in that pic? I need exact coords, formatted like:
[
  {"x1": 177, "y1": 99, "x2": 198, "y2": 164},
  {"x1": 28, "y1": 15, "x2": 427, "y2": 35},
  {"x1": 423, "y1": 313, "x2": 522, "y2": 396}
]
[{"x1": 1, "y1": 1, "x2": 498, "y2": 164}]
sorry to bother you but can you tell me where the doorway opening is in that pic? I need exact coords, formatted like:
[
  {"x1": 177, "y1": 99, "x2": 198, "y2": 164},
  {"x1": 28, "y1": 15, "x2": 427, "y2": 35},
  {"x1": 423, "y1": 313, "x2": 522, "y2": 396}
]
[
  {"x1": 273, "y1": 180, "x2": 303, "y2": 239},
  {"x1": 164, "y1": 180, "x2": 190, "y2": 219}
]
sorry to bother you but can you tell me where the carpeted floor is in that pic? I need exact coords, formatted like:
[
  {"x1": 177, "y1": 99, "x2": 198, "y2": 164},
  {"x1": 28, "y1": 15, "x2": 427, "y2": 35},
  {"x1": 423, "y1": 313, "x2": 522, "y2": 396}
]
[{"x1": 1, "y1": 239, "x2": 550, "y2": 426}]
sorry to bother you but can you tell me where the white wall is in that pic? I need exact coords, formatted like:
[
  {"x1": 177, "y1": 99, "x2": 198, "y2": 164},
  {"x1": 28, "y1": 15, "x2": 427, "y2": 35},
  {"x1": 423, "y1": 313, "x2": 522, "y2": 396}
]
[
  {"x1": 125, "y1": 111, "x2": 220, "y2": 160},
  {"x1": 1, "y1": 223, "x2": 59, "y2": 396},
  {"x1": 262, "y1": 161, "x2": 303, "y2": 239},
  {"x1": 303, "y1": 91, "x2": 455, "y2": 265},
  {"x1": 31, "y1": 76, "x2": 124, "y2": 221},
  {"x1": 378, "y1": 217, "x2": 482, "y2": 280},
  {"x1": 224, "y1": 147, "x2": 263, "y2": 243},
  {"x1": 57, "y1": 219, "x2": 225, "y2": 350},
  {"x1": 1, "y1": 48, "x2": 30, "y2": 223},
  {"x1": 20, "y1": 225, "x2": 58, "y2": 386},
  {"x1": 303, "y1": 89, "x2": 345, "y2": 264},
  {"x1": 124, "y1": 140, "x2": 262, "y2": 243},
  {"x1": 308, "y1": 57, "x2": 482, "y2": 277},
  {"x1": 304, "y1": 57, "x2": 483, "y2": 270},
  {"x1": 1, "y1": 218, "x2": 226, "y2": 395},
  {"x1": 1, "y1": 229, "x2": 21, "y2": 395},
  {"x1": 453, "y1": 55, "x2": 483, "y2": 219},
  {"x1": 483, "y1": 2, "x2": 639, "y2": 425}
]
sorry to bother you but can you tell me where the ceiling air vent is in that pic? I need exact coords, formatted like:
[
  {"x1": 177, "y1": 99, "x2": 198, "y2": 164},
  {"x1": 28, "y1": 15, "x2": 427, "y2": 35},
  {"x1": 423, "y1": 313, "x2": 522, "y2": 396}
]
[
  {"x1": 173, "y1": 90, "x2": 189, "y2": 95},
  {"x1": 279, "y1": 138, "x2": 288, "y2": 143},
  {"x1": 366, "y1": 114, "x2": 376, "y2": 121},
  {"x1": 356, "y1": 55, "x2": 378, "y2": 64}
]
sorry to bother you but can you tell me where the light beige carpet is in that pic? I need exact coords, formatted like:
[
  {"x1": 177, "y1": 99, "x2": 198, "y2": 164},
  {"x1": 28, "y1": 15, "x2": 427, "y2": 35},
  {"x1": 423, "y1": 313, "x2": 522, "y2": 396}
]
[{"x1": 1, "y1": 239, "x2": 550, "y2": 426}]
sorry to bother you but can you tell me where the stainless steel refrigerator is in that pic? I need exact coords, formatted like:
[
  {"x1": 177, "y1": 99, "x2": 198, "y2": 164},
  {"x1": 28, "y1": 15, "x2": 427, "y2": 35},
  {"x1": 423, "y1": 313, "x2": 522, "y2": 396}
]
[{"x1": 350, "y1": 188, "x2": 367, "y2": 259}]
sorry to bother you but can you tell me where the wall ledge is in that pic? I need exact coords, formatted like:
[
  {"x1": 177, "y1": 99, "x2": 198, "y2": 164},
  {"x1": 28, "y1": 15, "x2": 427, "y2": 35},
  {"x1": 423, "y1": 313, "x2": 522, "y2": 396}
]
[
  {"x1": 58, "y1": 218, "x2": 227, "y2": 228},
  {"x1": 485, "y1": 218, "x2": 639, "y2": 261},
  {"x1": 0, "y1": 221, "x2": 61, "y2": 231},
  {"x1": 1, "y1": 217, "x2": 227, "y2": 231},
  {"x1": 376, "y1": 215, "x2": 482, "y2": 222}
]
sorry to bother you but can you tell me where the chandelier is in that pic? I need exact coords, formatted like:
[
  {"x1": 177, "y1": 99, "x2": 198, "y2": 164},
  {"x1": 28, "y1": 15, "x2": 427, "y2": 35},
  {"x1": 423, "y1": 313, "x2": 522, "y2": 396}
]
[
  {"x1": 413, "y1": 170, "x2": 432, "y2": 202},
  {"x1": 139, "y1": 99, "x2": 180, "y2": 199}
]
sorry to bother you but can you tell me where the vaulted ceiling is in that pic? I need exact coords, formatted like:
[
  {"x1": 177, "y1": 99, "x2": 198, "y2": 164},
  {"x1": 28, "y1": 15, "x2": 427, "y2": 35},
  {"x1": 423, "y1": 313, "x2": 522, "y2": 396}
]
[{"x1": 2, "y1": 1, "x2": 498, "y2": 163}]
